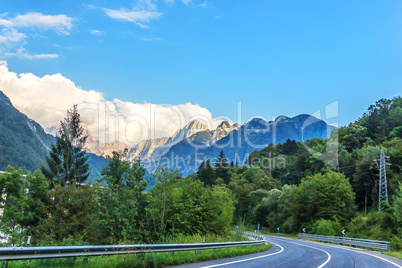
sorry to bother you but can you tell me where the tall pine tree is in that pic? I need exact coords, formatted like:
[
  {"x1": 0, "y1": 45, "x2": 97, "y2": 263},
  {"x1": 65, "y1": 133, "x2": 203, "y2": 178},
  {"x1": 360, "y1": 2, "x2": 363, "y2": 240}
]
[
  {"x1": 197, "y1": 159, "x2": 216, "y2": 186},
  {"x1": 215, "y1": 151, "x2": 230, "y2": 184},
  {"x1": 41, "y1": 105, "x2": 90, "y2": 186}
]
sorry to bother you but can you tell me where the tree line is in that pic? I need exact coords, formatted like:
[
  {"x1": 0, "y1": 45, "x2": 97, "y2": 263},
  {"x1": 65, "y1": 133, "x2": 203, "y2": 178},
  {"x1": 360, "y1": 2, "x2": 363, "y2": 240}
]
[
  {"x1": 0, "y1": 105, "x2": 233, "y2": 246},
  {"x1": 190, "y1": 97, "x2": 401, "y2": 249},
  {"x1": 0, "y1": 96, "x2": 401, "y2": 250}
]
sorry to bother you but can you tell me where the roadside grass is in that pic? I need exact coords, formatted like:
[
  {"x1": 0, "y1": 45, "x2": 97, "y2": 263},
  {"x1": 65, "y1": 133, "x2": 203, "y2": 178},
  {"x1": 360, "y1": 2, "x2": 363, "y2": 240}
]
[
  {"x1": 382, "y1": 251, "x2": 402, "y2": 260},
  {"x1": 9, "y1": 244, "x2": 272, "y2": 268},
  {"x1": 246, "y1": 227, "x2": 298, "y2": 239},
  {"x1": 8, "y1": 233, "x2": 272, "y2": 268}
]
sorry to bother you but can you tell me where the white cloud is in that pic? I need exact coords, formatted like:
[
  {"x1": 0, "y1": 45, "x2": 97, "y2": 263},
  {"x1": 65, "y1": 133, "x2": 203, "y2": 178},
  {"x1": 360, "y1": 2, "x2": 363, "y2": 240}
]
[
  {"x1": 0, "y1": 13, "x2": 74, "y2": 60},
  {"x1": 0, "y1": 18, "x2": 13, "y2": 28},
  {"x1": 0, "y1": 61, "x2": 222, "y2": 146},
  {"x1": 0, "y1": 28, "x2": 26, "y2": 45},
  {"x1": 0, "y1": 13, "x2": 74, "y2": 35},
  {"x1": 142, "y1": 37, "x2": 161, "y2": 41},
  {"x1": 181, "y1": 0, "x2": 208, "y2": 8},
  {"x1": 89, "y1": 29, "x2": 105, "y2": 36},
  {"x1": 83, "y1": 3, "x2": 96, "y2": 9},
  {"x1": 4, "y1": 47, "x2": 58, "y2": 59},
  {"x1": 103, "y1": 8, "x2": 162, "y2": 28},
  {"x1": 137, "y1": 0, "x2": 158, "y2": 11}
]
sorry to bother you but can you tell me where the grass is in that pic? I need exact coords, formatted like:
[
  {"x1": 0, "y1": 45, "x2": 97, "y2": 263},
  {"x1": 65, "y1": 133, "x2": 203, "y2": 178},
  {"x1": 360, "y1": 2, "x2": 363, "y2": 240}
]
[
  {"x1": 382, "y1": 251, "x2": 402, "y2": 260},
  {"x1": 9, "y1": 244, "x2": 272, "y2": 268},
  {"x1": 245, "y1": 227, "x2": 298, "y2": 239},
  {"x1": 8, "y1": 234, "x2": 272, "y2": 268}
]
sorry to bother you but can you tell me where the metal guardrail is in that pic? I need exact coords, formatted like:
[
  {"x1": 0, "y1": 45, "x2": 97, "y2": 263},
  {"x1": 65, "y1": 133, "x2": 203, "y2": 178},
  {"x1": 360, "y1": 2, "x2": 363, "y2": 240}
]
[
  {"x1": 0, "y1": 240, "x2": 265, "y2": 263},
  {"x1": 298, "y1": 233, "x2": 391, "y2": 251},
  {"x1": 246, "y1": 232, "x2": 265, "y2": 241}
]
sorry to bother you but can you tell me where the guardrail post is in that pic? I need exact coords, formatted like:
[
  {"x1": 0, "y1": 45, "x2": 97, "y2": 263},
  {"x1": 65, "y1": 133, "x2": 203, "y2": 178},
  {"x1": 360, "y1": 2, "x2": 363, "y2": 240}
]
[
  {"x1": 195, "y1": 250, "x2": 198, "y2": 254},
  {"x1": 83, "y1": 257, "x2": 88, "y2": 264},
  {"x1": 2, "y1": 261, "x2": 7, "y2": 268},
  {"x1": 213, "y1": 248, "x2": 216, "y2": 252},
  {"x1": 171, "y1": 251, "x2": 174, "y2": 256}
]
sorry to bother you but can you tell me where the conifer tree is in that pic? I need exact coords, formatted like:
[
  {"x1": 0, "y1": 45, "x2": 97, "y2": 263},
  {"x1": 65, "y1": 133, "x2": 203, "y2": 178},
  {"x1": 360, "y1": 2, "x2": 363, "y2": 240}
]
[
  {"x1": 197, "y1": 159, "x2": 215, "y2": 186},
  {"x1": 215, "y1": 151, "x2": 230, "y2": 184},
  {"x1": 41, "y1": 105, "x2": 90, "y2": 186}
]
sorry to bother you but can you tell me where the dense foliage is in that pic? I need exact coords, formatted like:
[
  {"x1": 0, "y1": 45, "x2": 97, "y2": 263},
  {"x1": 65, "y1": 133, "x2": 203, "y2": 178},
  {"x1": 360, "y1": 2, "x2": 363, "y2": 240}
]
[
  {"x1": 0, "y1": 96, "x2": 400, "y2": 251},
  {"x1": 244, "y1": 96, "x2": 402, "y2": 248}
]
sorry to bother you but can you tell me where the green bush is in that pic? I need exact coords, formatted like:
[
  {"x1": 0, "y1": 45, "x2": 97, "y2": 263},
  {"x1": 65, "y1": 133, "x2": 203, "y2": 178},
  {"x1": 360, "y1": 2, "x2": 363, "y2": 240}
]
[
  {"x1": 312, "y1": 219, "x2": 342, "y2": 236},
  {"x1": 347, "y1": 212, "x2": 394, "y2": 242}
]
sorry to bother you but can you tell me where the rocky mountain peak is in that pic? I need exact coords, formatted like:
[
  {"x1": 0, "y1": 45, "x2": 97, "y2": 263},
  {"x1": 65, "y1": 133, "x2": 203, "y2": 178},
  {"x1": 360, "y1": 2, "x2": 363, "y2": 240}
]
[
  {"x1": 171, "y1": 120, "x2": 209, "y2": 141},
  {"x1": 275, "y1": 115, "x2": 289, "y2": 122},
  {"x1": 217, "y1": 121, "x2": 231, "y2": 129},
  {"x1": 212, "y1": 121, "x2": 240, "y2": 143},
  {"x1": 246, "y1": 118, "x2": 269, "y2": 129},
  {"x1": 185, "y1": 120, "x2": 209, "y2": 130}
]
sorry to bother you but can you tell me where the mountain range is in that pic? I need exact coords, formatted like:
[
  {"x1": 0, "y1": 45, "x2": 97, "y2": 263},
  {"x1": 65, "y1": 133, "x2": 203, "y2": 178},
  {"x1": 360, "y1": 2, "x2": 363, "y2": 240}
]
[
  {"x1": 138, "y1": 114, "x2": 334, "y2": 176},
  {"x1": 0, "y1": 89, "x2": 335, "y2": 180},
  {"x1": 83, "y1": 107, "x2": 334, "y2": 176}
]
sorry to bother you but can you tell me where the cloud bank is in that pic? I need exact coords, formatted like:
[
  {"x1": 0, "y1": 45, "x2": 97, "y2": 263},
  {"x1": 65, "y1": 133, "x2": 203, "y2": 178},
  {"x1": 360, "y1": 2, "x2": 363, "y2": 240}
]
[
  {"x1": 0, "y1": 12, "x2": 74, "y2": 59},
  {"x1": 0, "y1": 61, "x2": 222, "y2": 146},
  {"x1": 0, "y1": 12, "x2": 73, "y2": 35},
  {"x1": 103, "y1": 8, "x2": 162, "y2": 28}
]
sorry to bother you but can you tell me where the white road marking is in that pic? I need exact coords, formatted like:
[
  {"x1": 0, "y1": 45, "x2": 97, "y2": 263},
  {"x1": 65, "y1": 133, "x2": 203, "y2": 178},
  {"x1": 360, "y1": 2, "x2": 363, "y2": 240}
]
[
  {"x1": 273, "y1": 236, "x2": 402, "y2": 268},
  {"x1": 265, "y1": 237, "x2": 331, "y2": 268},
  {"x1": 314, "y1": 243, "x2": 402, "y2": 268},
  {"x1": 200, "y1": 242, "x2": 284, "y2": 268}
]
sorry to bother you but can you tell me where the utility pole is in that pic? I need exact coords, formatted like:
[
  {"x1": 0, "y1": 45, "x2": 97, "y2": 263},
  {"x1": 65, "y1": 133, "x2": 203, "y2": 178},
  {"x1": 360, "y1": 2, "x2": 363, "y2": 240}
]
[
  {"x1": 364, "y1": 195, "x2": 367, "y2": 216},
  {"x1": 376, "y1": 148, "x2": 390, "y2": 211}
]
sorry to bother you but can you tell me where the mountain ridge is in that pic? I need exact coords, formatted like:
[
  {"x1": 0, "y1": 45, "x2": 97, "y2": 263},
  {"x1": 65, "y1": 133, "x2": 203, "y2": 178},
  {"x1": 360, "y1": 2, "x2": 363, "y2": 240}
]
[
  {"x1": 158, "y1": 114, "x2": 335, "y2": 176},
  {"x1": 0, "y1": 90, "x2": 107, "y2": 181},
  {"x1": 0, "y1": 89, "x2": 335, "y2": 181}
]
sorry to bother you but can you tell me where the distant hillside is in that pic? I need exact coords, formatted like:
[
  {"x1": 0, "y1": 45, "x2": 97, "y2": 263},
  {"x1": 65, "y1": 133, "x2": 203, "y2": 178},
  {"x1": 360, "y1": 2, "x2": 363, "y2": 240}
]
[
  {"x1": 0, "y1": 90, "x2": 54, "y2": 172},
  {"x1": 0, "y1": 90, "x2": 107, "y2": 181}
]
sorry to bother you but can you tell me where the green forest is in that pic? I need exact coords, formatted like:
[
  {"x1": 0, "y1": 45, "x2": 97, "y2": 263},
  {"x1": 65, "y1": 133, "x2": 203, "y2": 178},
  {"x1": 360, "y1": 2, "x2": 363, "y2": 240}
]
[{"x1": 0, "y1": 97, "x2": 401, "y2": 252}]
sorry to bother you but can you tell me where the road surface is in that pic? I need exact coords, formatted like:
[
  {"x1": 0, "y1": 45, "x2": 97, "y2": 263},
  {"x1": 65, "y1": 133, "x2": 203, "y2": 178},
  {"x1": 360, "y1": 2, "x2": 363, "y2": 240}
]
[{"x1": 170, "y1": 235, "x2": 402, "y2": 267}]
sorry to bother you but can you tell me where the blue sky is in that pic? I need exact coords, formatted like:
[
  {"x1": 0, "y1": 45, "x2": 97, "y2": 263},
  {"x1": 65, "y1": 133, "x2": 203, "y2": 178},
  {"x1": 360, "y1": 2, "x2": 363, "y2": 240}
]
[{"x1": 1, "y1": 0, "x2": 402, "y2": 131}]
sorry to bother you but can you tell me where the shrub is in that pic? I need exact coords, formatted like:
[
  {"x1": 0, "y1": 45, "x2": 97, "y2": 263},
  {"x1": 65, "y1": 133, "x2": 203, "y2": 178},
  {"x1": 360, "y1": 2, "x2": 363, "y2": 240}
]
[{"x1": 312, "y1": 219, "x2": 342, "y2": 236}]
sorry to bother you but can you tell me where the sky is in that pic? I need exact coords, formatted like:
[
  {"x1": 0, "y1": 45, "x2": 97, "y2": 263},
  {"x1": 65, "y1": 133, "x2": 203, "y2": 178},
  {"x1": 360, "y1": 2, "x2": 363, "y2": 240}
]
[{"x1": 0, "y1": 0, "x2": 401, "y2": 144}]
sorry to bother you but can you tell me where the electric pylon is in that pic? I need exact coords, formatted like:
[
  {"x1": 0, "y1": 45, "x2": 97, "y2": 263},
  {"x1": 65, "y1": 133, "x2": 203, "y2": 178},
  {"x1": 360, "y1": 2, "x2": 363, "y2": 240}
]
[{"x1": 376, "y1": 148, "x2": 390, "y2": 211}]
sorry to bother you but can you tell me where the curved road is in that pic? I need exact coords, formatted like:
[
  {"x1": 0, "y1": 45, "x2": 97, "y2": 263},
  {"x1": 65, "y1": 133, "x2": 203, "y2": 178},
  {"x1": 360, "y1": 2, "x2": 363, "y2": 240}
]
[{"x1": 170, "y1": 235, "x2": 402, "y2": 268}]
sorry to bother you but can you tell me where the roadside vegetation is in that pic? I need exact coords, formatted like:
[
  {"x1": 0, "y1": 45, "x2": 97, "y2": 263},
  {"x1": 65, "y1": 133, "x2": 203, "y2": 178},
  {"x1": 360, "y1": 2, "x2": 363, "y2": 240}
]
[
  {"x1": 0, "y1": 96, "x2": 401, "y2": 264},
  {"x1": 9, "y1": 233, "x2": 271, "y2": 268},
  {"x1": 0, "y1": 106, "x2": 271, "y2": 267}
]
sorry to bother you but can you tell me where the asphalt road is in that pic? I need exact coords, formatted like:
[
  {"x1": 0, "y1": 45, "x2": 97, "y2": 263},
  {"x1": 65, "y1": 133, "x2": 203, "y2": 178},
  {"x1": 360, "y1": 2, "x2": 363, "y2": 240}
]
[{"x1": 170, "y1": 235, "x2": 402, "y2": 268}]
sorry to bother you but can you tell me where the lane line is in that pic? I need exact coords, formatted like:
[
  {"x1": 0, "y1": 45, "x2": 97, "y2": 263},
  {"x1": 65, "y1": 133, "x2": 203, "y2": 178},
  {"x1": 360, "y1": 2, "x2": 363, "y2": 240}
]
[
  {"x1": 265, "y1": 237, "x2": 331, "y2": 268},
  {"x1": 200, "y1": 242, "x2": 284, "y2": 268},
  {"x1": 311, "y1": 242, "x2": 402, "y2": 268},
  {"x1": 272, "y1": 236, "x2": 402, "y2": 268}
]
